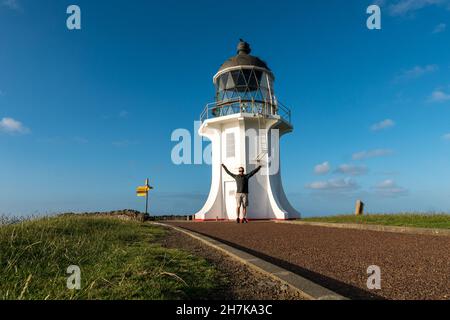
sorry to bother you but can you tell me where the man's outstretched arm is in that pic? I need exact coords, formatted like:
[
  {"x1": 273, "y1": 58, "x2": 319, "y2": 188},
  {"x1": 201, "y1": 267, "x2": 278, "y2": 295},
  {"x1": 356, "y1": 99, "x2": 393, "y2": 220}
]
[
  {"x1": 222, "y1": 164, "x2": 236, "y2": 178},
  {"x1": 247, "y1": 165, "x2": 262, "y2": 178}
]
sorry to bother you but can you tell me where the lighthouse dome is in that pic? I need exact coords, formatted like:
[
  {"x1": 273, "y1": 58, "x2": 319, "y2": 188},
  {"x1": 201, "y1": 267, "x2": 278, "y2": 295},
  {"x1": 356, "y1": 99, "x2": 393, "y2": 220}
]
[
  {"x1": 218, "y1": 40, "x2": 270, "y2": 72},
  {"x1": 213, "y1": 40, "x2": 275, "y2": 103}
]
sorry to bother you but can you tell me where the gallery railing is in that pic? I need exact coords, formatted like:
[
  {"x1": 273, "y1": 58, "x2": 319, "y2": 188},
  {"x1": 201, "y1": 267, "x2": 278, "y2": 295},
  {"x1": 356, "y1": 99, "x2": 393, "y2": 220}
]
[{"x1": 200, "y1": 98, "x2": 291, "y2": 124}]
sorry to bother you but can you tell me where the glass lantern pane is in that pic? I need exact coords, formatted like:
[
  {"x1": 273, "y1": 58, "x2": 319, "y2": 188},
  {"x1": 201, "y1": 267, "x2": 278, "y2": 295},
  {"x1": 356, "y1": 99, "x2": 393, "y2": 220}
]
[
  {"x1": 226, "y1": 72, "x2": 235, "y2": 89},
  {"x1": 219, "y1": 73, "x2": 228, "y2": 90},
  {"x1": 228, "y1": 89, "x2": 238, "y2": 100},
  {"x1": 236, "y1": 70, "x2": 247, "y2": 87},
  {"x1": 253, "y1": 90, "x2": 264, "y2": 102},
  {"x1": 242, "y1": 69, "x2": 252, "y2": 85},
  {"x1": 235, "y1": 71, "x2": 247, "y2": 92},
  {"x1": 261, "y1": 87, "x2": 270, "y2": 101},
  {"x1": 247, "y1": 70, "x2": 258, "y2": 91},
  {"x1": 230, "y1": 70, "x2": 240, "y2": 87},
  {"x1": 259, "y1": 73, "x2": 269, "y2": 88},
  {"x1": 254, "y1": 70, "x2": 263, "y2": 86},
  {"x1": 242, "y1": 89, "x2": 252, "y2": 101}
]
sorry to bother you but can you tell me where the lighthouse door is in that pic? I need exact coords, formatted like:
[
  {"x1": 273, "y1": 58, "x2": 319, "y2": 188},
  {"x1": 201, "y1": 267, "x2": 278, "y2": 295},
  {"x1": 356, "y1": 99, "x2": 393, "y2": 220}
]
[{"x1": 224, "y1": 181, "x2": 237, "y2": 220}]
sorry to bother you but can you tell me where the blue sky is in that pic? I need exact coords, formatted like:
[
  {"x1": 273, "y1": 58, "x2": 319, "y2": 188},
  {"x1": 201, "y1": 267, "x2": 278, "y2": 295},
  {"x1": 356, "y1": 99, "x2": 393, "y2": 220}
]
[{"x1": 1, "y1": 0, "x2": 449, "y2": 217}]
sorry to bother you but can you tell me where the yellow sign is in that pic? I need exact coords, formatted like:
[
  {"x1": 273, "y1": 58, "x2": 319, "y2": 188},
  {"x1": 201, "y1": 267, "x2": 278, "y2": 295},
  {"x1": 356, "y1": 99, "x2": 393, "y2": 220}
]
[
  {"x1": 136, "y1": 179, "x2": 154, "y2": 197},
  {"x1": 136, "y1": 178, "x2": 154, "y2": 215}
]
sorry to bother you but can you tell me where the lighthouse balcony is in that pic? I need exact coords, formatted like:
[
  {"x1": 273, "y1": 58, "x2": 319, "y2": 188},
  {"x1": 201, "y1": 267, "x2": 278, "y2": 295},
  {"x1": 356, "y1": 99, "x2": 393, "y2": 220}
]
[{"x1": 200, "y1": 98, "x2": 291, "y2": 124}]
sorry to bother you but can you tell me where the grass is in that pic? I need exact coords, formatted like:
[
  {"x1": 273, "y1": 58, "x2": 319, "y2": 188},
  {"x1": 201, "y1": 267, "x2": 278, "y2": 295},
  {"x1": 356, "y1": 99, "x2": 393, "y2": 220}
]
[
  {"x1": 302, "y1": 213, "x2": 450, "y2": 229},
  {"x1": 0, "y1": 215, "x2": 225, "y2": 300}
]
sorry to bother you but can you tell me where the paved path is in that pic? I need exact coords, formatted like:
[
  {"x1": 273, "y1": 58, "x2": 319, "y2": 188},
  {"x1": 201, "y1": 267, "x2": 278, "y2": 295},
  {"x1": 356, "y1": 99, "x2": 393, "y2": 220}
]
[
  {"x1": 160, "y1": 226, "x2": 306, "y2": 300},
  {"x1": 167, "y1": 221, "x2": 450, "y2": 300}
]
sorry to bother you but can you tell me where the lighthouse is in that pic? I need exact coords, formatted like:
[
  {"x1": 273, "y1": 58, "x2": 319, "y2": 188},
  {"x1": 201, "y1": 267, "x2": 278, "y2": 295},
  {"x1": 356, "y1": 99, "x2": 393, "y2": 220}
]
[{"x1": 195, "y1": 40, "x2": 300, "y2": 221}]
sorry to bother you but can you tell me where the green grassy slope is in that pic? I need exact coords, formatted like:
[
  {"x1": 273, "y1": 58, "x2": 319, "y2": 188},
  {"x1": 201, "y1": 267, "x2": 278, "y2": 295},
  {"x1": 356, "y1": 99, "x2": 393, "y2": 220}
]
[
  {"x1": 0, "y1": 215, "x2": 223, "y2": 300},
  {"x1": 302, "y1": 213, "x2": 450, "y2": 229}
]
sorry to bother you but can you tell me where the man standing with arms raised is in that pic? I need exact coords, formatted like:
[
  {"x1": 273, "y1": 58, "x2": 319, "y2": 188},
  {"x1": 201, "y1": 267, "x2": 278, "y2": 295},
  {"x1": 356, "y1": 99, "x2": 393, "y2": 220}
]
[{"x1": 222, "y1": 164, "x2": 262, "y2": 224}]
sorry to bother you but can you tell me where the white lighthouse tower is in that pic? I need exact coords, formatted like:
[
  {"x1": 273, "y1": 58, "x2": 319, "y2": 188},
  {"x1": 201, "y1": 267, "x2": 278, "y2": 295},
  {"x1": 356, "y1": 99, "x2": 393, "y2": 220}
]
[{"x1": 195, "y1": 40, "x2": 300, "y2": 221}]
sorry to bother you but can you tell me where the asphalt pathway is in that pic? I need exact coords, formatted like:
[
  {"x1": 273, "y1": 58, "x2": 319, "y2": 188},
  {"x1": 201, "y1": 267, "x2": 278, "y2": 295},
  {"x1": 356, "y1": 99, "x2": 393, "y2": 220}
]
[{"x1": 167, "y1": 221, "x2": 450, "y2": 300}]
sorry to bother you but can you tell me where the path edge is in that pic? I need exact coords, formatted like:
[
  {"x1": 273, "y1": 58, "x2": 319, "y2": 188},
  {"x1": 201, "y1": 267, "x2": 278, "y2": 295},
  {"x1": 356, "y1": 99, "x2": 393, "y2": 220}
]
[{"x1": 275, "y1": 220, "x2": 450, "y2": 237}]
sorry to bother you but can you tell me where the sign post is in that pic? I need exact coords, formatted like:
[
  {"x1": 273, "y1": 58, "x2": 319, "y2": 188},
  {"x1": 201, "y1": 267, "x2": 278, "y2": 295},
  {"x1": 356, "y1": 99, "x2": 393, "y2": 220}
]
[
  {"x1": 136, "y1": 179, "x2": 153, "y2": 215},
  {"x1": 145, "y1": 178, "x2": 149, "y2": 215}
]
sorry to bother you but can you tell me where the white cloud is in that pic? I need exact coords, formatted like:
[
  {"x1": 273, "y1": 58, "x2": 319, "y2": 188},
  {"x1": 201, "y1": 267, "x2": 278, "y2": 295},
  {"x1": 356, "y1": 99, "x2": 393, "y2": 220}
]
[
  {"x1": 377, "y1": 179, "x2": 396, "y2": 188},
  {"x1": 0, "y1": 117, "x2": 30, "y2": 135},
  {"x1": 428, "y1": 89, "x2": 450, "y2": 102},
  {"x1": 119, "y1": 110, "x2": 129, "y2": 118},
  {"x1": 442, "y1": 133, "x2": 450, "y2": 140},
  {"x1": 112, "y1": 139, "x2": 139, "y2": 147},
  {"x1": 334, "y1": 164, "x2": 368, "y2": 176},
  {"x1": 73, "y1": 136, "x2": 89, "y2": 144},
  {"x1": 306, "y1": 178, "x2": 358, "y2": 191},
  {"x1": 371, "y1": 119, "x2": 396, "y2": 131},
  {"x1": 374, "y1": 0, "x2": 387, "y2": 6},
  {"x1": 387, "y1": 0, "x2": 449, "y2": 16},
  {"x1": 314, "y1": 161, "x2": 330, "y2": 175},
  {"x1": 394, "y1": 65, "x2": 438, "y2": 82},
  {"x1": 102, "y1": 110, "x2": 130, "y2": 120},
  {"x1": 433, "y1": 23, "x2": 447, "y2": 33},
  {"x1": 374, "y1": 179, "x2": 408, "y2": 197},
  {"x1": 1, "y1": 0, "x2": 21, "y2": 11},
  {"x1": 352, "y1": 149, "x2": 393, "y2": 160}
]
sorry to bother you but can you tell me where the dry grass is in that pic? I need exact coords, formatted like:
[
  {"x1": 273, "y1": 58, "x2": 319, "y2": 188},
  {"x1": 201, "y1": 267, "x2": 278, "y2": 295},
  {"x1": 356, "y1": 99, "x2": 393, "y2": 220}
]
[{"x1": 0, "y1": 215, "x2": 223, "y2": 300}]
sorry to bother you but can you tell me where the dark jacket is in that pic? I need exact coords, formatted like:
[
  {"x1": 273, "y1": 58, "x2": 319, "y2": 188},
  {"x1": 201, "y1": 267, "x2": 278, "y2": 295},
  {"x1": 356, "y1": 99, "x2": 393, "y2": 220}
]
[{"x1": 223, "y1": 165, "x2": 262, "y2": 194}]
